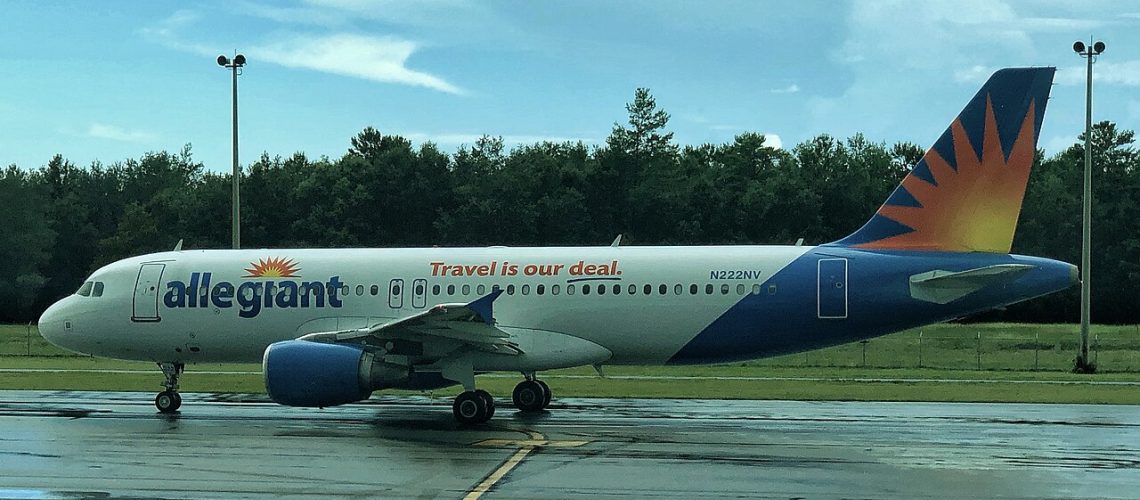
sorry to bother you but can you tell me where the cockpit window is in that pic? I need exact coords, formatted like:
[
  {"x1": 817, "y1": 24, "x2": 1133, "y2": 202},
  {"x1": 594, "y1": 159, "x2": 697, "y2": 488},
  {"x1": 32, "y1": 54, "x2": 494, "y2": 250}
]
[
  {"x1": 92, "y1": 282, "x2": 104, "y2": 297},
  {"x1": 76, "y1": 281, "x2": 93, "y2": 297}
]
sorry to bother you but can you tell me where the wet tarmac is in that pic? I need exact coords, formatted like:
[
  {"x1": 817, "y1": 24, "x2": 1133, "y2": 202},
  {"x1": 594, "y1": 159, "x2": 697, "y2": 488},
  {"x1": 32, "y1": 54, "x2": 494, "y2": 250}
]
[{"x1": 1, "y1": 390, "x2": 1138, "y2": 499}]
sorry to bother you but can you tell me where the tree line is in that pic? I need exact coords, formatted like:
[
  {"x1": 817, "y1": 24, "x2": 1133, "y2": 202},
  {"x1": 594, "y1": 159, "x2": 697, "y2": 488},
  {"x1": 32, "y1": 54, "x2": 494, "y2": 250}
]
[{"x1": 2, "y1": 89, "x2": 1137, "y2": 323}]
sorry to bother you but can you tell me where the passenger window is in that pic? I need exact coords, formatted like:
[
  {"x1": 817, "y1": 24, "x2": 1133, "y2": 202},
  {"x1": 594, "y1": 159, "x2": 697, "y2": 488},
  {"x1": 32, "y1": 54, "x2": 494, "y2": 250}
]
[
  {"x1": 537, "y1": 284, "x2": 545, "y2": 295},
  {"x1": 507, "y1": 284, "x2": 516, "y2": 295},
  {"x1": 721, "y1": 284, "x2": 730, "y2": 295},
  {"x1": 77, "y1": 281, "x2": 93, "y2": 297},
  {"x1": 752, "y1": 284, "x2": 761, "y2": 295},
  {"x1": 341, "y1": 285, "x2": 349, "y2": 296},
  {"x1": 552, "y1": 284, "x2": 560, "y2": 295},
  {"x1": 447, "y1": 284, "x2": 455, "y2": 295},
  {"x1": 706, "y1": 284, "x2": 714, "y2": 295},
  {"x1": 356, "y1": 285, "x2": 364, "y2": 296},
  {"x1": 582, "y1": 284, "x2": 591, "y2": 295},
  {"x1": 629, "y1": 284, "x2": 636, "y2": 294},
  {"x1": 370, "y1": 285, "x2": 379, "y2": 296},
  {"x1": 477, "y1": 284, "x2": 486, "y2": 295},
  {"x1": 613, "y1": 284, "x2": 621, "y2": 295},
  {"x1": 415, "y1": 283, "x2": 425, "y2": 295},
  {"x1": 92, "y1": 282, "x2": 104, "y2": 297},
  {"x1": 432, "y1": 284, "x2": 441, "y2": 295},
  {"x1": 522, "y1": 284, "x2": 530, "y2": 295},
  {"x1": 462, "y1": 284, "x2": 471, "y2": 295},
  {"x1": 643, "y1": 284, "x2": 652, "y2": 295},
  {"x1": 492, "y1": 284, "x2": 501, "y2": 292},
  {"x1": 674, "y1": 284, "x2": 682, "y2": 295},
  {"x1": 689, "y1": 284, "x2": 697, "y2": 295},
  {"x1": 768, "y1": 284, "x2": 777, "y2": 295},
  {"x1": 567, "y1": 284, "x2": 576, "y2": 295},
  {"x1": 659, "y1": 284, "x2": 667, "y2": 295},
  {"x1": 737, "y1": 284, "x2": 746, "y2": 295},
  {"x1": 597, "y1": 284, "x2": 606, "y2": 295}
]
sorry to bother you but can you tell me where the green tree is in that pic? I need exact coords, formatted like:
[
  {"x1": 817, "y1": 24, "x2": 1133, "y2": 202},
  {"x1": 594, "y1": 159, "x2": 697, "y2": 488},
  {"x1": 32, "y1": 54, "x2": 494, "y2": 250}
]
[{"x1": 0, "y1": 166, "x2": 56, "y2": 320}]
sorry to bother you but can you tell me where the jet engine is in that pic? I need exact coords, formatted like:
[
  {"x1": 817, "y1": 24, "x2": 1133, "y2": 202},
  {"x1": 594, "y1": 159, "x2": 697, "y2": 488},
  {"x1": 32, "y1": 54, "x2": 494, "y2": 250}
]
[{"x1": 263, "y1": 340, "x2": 410, "y2": 407}]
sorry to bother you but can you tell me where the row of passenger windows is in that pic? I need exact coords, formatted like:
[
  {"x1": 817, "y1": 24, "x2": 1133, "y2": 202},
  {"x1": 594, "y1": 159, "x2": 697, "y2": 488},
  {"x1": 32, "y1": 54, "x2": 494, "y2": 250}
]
[
  {"x1": 261, "y1": 281, "x2": 769, "y2": 299},
  {"x1": 426, "y1": 282, "x2": 769, "y2": 297}
]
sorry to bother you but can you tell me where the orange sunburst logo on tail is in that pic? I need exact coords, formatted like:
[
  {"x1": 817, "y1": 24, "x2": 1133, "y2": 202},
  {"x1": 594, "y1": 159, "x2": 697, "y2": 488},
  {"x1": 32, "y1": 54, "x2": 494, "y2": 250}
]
[
  {"x1": 243, "y1": 257, "x2": 301, "y2": 278},
  {"x1": 857, "y1": 96, "x2": 1038, "y2": 254}
]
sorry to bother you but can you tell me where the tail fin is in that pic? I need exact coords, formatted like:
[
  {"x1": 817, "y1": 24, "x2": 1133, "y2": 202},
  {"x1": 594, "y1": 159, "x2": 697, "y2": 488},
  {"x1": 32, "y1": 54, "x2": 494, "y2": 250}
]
[{"x1": 833, "y1": 67, "x2": 1056, "y2": 253}]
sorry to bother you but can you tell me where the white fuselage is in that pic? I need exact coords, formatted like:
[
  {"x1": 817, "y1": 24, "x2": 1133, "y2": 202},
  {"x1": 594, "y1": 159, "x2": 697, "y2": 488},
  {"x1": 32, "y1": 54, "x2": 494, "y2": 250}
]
[{"x1": 39, "y1": 246, "x2": 810, "y2": 367}]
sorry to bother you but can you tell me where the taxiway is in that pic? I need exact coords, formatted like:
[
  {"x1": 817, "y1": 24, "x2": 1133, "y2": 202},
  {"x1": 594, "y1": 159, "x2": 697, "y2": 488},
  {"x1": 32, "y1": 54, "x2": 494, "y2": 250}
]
[{"x1": 1, "y1": 391, "x2": 1137, "y2": 498}]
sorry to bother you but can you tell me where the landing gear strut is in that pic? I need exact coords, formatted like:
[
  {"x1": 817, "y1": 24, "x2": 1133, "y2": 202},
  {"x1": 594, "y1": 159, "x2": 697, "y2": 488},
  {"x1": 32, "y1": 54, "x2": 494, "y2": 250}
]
[
  {"x1": 513, "y1": 374, "x2": 552, "y2": 412},
  {"x1": 155, "y1": 362, "x2": 184, "y2": 413},
  {"x1": 453, "y1": 389, "x2": 495, "y2": 424}
]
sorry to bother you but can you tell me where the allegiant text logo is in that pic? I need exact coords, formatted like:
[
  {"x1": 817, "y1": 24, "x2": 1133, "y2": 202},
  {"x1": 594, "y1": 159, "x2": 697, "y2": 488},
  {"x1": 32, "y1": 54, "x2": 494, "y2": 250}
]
[{"x1": 163, "y1": 258, "x2": 344, "y2": 318}]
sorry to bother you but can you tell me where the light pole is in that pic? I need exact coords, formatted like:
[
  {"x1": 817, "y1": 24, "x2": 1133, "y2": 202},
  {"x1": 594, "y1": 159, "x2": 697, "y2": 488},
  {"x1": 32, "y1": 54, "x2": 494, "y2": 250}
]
[
  {"x1": 1073, "y1": 39, "x2": 1104, "y2": 373},
  {"x1": 217, "y1": 53, "x2": 247, "y2": 250}
]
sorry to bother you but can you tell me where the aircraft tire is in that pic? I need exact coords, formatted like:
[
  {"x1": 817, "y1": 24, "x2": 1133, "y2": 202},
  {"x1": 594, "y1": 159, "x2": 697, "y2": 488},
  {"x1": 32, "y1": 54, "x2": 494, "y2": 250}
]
[
  {"x1": 155, "y1": 391, "x2": 181, "y2": 413},
  {"x1": 512, "y1": 380, "x2": 545, "y2": 412},
  {"x1": 453, "y1": 391, "x2": 490, "y2": 424},
  {"x1": 536, "y1": 380, "x2": 552, "y2": 409},
  {"x1": 475, "y1": 389, "x2": 495, "y2": 419}
]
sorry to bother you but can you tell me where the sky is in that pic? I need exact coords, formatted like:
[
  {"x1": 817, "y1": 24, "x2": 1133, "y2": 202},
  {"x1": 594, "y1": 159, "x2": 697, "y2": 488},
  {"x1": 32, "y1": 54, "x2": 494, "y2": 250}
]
[{"x1": 1, "y1": 0, "x2": 1138, "y2": 172}]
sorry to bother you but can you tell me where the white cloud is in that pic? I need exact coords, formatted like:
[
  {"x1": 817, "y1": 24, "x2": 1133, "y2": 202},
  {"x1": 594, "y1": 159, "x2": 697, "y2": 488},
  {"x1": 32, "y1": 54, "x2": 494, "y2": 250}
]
[
  {"x1": 253, "y1": 34, "x2": 464, "y2": 94},
  {"x1": 142, "y1": 12, "x2": 463, "y2": 94},
  {"x1": 762, "y1": 134, "x2": 783, "y2": 149},
  {"x1": 770, "y1": 84, "x2": 800, "y2": 94},
  {"x1": 954, "y1": 65, "x2": 994, "y2": 84},
  {"x1": 1056, "y1": 61, "x2": 1140, "y2": 87},
  {"x1": 88, "y1": 123, "x2": 156, "y2": 143}
]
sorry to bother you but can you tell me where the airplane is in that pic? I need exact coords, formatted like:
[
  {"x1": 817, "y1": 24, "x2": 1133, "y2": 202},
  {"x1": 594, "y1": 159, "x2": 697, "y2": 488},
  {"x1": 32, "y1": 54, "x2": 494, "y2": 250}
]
[{"x1": 38, "y1": 67, "x2": 1075, "y2": 424}]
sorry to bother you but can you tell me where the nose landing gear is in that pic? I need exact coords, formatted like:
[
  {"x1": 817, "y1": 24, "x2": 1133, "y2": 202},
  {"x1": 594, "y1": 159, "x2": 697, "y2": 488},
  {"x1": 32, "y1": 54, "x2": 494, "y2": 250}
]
[{"x1": 155, "y1": 362, "x2": 184, "y2": 413}]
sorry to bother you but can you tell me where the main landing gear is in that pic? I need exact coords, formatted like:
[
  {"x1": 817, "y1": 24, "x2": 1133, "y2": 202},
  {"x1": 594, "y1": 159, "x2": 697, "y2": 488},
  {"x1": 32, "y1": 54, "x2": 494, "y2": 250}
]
[
  {"x1": 512, "y1": 374, "x2": 551, "y2": 413},
  {"x1": 453, "y1": 389, "x2": 496, "y2": 424},
  {"x1": 155, "y1": 362, "x2": 184, "y2": 413},
  {"x1": 450, "y1": 374, "x2": 552, "y2": 424}
]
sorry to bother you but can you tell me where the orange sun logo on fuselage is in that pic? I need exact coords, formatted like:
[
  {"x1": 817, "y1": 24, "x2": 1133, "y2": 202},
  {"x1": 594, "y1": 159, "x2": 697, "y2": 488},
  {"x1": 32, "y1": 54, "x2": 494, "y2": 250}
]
[{"x1": 243, "y1": 257, "x2": 301, "y2": 278}]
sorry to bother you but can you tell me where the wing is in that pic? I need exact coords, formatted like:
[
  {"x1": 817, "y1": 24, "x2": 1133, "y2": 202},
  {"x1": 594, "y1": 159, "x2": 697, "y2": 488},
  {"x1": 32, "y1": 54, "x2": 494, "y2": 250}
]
[{"x1": 297, "y1": 289, "x2": 522, "y2": 356}]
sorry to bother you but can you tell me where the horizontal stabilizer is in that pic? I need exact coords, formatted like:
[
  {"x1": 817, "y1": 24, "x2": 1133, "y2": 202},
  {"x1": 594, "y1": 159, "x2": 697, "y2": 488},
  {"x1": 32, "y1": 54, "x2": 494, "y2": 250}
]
[{"x1": 909, "y1": 264, "x2": 1034, "y2": 304}]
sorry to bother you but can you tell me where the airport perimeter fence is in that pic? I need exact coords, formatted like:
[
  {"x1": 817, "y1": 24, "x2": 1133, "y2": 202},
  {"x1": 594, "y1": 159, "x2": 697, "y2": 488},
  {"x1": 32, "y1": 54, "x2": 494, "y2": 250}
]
[
  {"x1": 4, "y1": 323, "x2": 1140, "y2": 372},
  {"x1": 756, "y1": 325, "x2": 1140, "y2": 372}
]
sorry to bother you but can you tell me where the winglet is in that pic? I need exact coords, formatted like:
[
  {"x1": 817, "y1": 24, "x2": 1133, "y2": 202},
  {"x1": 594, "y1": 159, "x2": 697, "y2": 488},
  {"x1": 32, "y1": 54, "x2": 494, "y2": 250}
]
[
  {"x1": 611, "y1": 234, "x2": 623, "y2": 247},
  {"x1": 465, "y1": 289, "x2": 504, "y2": 325},
  {"x1": 173, "y1": 239, "x2": 184, "y2": 252}
]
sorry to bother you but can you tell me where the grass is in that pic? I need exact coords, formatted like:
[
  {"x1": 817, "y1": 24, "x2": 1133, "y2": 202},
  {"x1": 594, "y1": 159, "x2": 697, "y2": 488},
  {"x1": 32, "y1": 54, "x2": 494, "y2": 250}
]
[{"x1": 3, "y1": 323, "x2": 1140, "y2": 404}]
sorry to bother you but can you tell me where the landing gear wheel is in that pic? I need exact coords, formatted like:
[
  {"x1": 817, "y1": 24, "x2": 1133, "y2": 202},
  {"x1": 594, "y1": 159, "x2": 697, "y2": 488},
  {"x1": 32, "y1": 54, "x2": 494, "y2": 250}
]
[
  {"x1": 512, "y1": 380, "x2": 546, "y2": 412},
  {"x1": 536, "y1": 379, "x2": 552, "y2": 409},
  {"x1": 474, "y1": 389, "x2": 495, "y2": 419},
  {"x1": 453, "y1": 391, "x2": 492, "y2": 424},
  {"x1": 155, "y1": 362, "x2": 184, "y2": 414},
  {"x1": 155, "y1": 390, "x2": 181, "y2": 413}
]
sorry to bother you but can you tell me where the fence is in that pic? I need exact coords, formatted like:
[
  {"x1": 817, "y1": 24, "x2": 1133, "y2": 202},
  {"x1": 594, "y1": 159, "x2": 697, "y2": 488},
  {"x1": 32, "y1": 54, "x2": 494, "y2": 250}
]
[
  {"x1": 755, "y1": 324, "x2": 1140, "y2": 372},
  {"x1": 4, "y1": 323, "x2": 1140, "y2": 372}
]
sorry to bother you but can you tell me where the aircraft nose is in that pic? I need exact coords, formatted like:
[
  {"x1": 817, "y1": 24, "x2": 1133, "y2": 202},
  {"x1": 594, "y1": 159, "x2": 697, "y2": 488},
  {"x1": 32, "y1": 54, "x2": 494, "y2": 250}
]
[{"x1": 38, "y1": 299, "x2": 70, "y2": 349}]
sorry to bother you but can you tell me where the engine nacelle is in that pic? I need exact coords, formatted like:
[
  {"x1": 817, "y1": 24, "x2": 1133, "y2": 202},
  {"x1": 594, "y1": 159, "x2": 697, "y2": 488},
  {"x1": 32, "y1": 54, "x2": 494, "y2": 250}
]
[{"x1": 263, "y1": 340, "x2": 406, "y2": 407}]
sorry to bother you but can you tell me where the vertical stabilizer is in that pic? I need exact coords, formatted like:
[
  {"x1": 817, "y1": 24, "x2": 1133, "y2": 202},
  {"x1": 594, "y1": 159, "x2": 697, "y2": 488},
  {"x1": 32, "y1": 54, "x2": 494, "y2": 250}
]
[{"x1": 833, "y1": 67, "x2": 1055, "y2": 253}]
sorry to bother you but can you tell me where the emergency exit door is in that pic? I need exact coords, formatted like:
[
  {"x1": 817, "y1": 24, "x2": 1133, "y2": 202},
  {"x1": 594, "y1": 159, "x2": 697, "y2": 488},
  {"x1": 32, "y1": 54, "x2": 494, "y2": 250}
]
[{"x1": 388, "y1": 279, "x2": 404, "y2": 309}]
